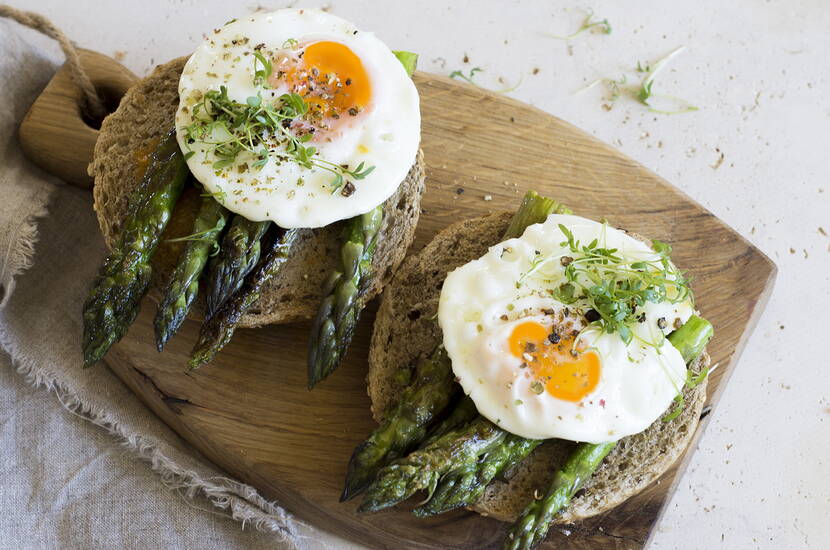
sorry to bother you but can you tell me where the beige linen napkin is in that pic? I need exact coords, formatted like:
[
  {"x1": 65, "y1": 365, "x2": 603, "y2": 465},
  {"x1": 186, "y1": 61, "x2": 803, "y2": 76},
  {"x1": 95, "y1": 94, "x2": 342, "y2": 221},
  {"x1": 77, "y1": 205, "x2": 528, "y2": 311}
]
[{"x1": 0, "y1": 17, "x2": 355, "y2": 550}]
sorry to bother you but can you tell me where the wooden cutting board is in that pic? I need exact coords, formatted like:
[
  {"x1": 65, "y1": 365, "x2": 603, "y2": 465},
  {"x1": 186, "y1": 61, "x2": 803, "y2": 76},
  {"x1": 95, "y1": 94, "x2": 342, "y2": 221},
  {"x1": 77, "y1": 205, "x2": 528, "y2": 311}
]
[{"x1": 20, "y1": 50, "x2": 775, "y2": 549}]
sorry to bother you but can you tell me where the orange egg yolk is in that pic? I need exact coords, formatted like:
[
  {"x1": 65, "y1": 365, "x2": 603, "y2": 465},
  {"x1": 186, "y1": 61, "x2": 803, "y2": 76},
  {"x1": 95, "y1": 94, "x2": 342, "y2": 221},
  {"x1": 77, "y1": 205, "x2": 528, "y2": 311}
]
[
  {"x1": 508, "y1": 321, "x2": 601, "y2": 402},
  {"x1": 271, "y1": 41, "x2": 371, "y2": 122}
]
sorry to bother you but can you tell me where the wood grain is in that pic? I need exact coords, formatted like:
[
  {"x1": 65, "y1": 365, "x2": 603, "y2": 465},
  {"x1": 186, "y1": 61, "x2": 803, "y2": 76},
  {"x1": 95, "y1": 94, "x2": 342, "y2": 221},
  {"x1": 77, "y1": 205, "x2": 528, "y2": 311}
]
[{"x1": 21, "y1": 52, "x2": 776, "y2": 549}]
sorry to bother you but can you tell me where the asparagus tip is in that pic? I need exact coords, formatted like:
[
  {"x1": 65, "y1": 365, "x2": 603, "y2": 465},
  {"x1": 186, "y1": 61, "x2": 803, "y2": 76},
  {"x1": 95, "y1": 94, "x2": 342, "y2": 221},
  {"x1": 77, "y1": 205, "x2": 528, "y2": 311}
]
[
  {"x1": 154, "y1": 315, "x2": 172, "y2": 352},
  {"x1": 187, "y1": 353, "x2": 208, "y2": 370},
  {"x1": 307, "y1": 353, "x2": 336, "y2": 388},
  {"x1": 411, "y1": 507, "x2": 433, "y2": 518},
  {"x1": 82, "y1": 344, "x2": 106, "y2": 368},
  {"x1": 356, "y1": 499, "x2": 381, "y2": 513},
  {"x1": 340, "y1": 474, "x2": 369, "y2": 502},
  {"x1": 188, "y1": 336, "x2": 219, "y2": 368},
  {"x1": 154, "y1": 331, "x2": 168, "y2": 353},
  {"x1": 307, "y1": 368, "x2": 326, "y2": 389}
]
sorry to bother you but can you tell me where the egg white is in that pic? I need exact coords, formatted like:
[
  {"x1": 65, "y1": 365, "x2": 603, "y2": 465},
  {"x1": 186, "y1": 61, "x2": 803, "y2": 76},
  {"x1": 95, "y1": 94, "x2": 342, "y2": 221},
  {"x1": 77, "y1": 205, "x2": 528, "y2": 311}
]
[
  {"x1": 438, "y1": 214, "x2": 694, "y2": 443},
  {"x1": 175, "y1": 9, "x2": 420, "y2": 228}
]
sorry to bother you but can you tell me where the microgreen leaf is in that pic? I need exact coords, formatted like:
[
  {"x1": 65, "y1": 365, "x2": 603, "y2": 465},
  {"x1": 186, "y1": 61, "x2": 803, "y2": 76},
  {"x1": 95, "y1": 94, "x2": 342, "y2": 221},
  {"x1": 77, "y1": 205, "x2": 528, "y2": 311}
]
[
  {"x1": 450, "y1": 66, "x2": 521, "y2": 94},
  {"x1": 392, "y1": 50, "x2": 418, "y2": 77},
  {"x1": 246, "y1": 94, "x2": 262, "y2": 108},
  {"x1": 450, "y1": 67, "x2": 483, "y2": 85},
  {"x1": 686, "y1": 366, "x2": 709, "y2": 389},
  {"x1": 200, "y1": 185, "x2": 227, "y2": 202},
  {"x1": 636, "y1": 47, "x2": 698, "y2": 114},
  {"x1": 662, "y1": 393, "x2": 685, "y2": 422},
  {"x1": 663, "y1": 365, "x2": 709, "y2": 422},
  {"x1": 553, "y1": 282, "x2": 576, "y2": 303},
  {"x1": 617, "y1": 325, "x2": 632, "y2": 345},
  {"x1": 166, "y1": 216, "x2": 226, "y2": 244},
  {"x1": 253, "y1": 51, "x2": 272, "y2": 87},
  {"x1": 577, "y1": 47, "x2": 698, "y2": 114},
  {"x1": 328, "y1": 174, "x2": 344, "y2": 194},
  {"x1": 547, "y1": 9, "x2": 611, "y2": 40}
]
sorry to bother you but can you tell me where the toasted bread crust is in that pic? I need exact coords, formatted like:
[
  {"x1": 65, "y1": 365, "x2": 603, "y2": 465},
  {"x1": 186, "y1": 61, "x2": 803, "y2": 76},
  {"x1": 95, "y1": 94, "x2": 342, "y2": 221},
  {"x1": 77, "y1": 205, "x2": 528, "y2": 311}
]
[
  {"x1": 368, "y1": 212, "x2": 708, "y2": 523},
  {"x1": 91, "y1": 57, "x2": 425, "y2": 327}
]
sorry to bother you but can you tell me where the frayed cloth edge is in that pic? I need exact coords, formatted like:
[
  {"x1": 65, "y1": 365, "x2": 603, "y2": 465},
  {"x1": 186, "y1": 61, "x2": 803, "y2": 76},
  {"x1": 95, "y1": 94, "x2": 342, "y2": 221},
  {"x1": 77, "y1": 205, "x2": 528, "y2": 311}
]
[{"x1": 1, "y1": 330, "x2": 307, "y2": 548}]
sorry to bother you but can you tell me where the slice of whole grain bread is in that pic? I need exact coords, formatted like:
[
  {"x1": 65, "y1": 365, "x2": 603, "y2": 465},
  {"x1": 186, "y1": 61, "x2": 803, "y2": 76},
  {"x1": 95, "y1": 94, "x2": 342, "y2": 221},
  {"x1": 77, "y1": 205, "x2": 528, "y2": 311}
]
[
  {"x1": 90, "y1": 57, "x2": 425, "y2": 328},
  {"x1": 368, "y1": 212, "x2": 709, "y2": 523}
]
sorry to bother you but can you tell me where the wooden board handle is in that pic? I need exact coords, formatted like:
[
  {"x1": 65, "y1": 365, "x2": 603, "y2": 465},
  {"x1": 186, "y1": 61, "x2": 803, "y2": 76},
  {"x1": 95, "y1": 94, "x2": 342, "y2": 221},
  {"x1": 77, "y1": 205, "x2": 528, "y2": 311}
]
[{"x1": 18, "y1": 49, "x2": 139, "y2": 188}]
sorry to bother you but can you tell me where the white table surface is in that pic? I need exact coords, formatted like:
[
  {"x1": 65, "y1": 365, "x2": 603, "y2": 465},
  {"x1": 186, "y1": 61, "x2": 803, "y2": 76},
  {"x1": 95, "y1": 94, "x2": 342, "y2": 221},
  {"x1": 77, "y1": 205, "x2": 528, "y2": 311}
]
[{"x1": 6, "y1": 1, "x2": 828, "y2": 548}]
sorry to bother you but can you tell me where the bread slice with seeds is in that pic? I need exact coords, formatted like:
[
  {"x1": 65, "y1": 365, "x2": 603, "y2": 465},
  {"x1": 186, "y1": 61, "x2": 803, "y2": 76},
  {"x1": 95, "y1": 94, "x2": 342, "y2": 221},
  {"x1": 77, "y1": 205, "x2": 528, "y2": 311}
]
[
  {"x1": 90, "y1": 57, "x2": 425, "y2": 327},
  {"x1": 368, "y1": 212, "x2": 708, "y2": 523}
]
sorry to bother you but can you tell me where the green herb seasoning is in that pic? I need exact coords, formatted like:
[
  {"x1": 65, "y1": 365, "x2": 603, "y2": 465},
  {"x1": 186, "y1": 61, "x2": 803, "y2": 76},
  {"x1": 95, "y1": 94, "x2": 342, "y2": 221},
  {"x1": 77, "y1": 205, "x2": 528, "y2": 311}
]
[
  {"x1": 519, "y1": 222, "x2": 692, "y2": 346},
  {"x1": 182, "y1": 42, "x2": 375, "y2": 196}
]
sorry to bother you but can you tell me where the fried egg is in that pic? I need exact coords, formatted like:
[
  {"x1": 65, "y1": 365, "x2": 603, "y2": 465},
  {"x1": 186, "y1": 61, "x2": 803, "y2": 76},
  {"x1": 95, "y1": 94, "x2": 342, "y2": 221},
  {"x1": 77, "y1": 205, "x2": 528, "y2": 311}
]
[
  {"x1": 175, "y1": 9, "x2": 420, "y2": 228},
  {"x1": 438, "y1": 214, "x2": 694, "y2": 443}
]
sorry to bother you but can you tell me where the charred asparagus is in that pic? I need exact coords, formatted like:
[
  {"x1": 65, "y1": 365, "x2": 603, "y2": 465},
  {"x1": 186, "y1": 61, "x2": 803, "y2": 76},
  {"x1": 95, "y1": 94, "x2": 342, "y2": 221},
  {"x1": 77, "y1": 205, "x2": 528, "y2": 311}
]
[{"x1": 82, "y1": 130, "x2": 188, "y2": 366}]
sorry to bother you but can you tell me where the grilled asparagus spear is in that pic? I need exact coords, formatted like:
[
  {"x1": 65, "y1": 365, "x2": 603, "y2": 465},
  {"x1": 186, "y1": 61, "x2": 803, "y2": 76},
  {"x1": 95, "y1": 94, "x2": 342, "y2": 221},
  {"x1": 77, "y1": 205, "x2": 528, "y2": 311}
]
[
  {"x1": 420, "y1": 396, "x2": 479, "y2": 449},
  {"x1": 341, "y1": 347, "x2": 456, "y2": 502},
  {"x1": 308, "y1": 51, "x2": 417, "y2": 386},
  {"x1": 154, "y1": 196, "x2": 229, "y2": 350},
  {"x1": 359, "y1": 417, "x2": 507, "y2": 512},
  {"x1": 189, "y1": 226, "x2": 300, "y2": 368},
  {"x1": 503, "y1": 316, "x2": 713, "y2": 550},
  {"x1": 413, "y1": 434, "x2": 541, "y2": 517},
  {"x1": 343, "y1": 191, "x2": 570, "y2": 500},
  {"x1": 82, "y1": 130, "x2": 188, "y2": 366},
  {"x1": 204, "y1": 216, "x2": 270, "y2": 317},
  {"x1": 308, "y1": 206, "x2": 383, "y2": 388},
  {"x1": 504, "y1": 442, "x2": 616, "y2": 550}
]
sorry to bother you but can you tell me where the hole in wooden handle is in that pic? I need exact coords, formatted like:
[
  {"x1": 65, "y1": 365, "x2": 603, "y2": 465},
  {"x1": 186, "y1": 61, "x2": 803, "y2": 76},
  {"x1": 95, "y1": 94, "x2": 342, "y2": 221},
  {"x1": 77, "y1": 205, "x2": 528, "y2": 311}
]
[
  {"x1": 18, "y1": 49, "x2": 139, "y2": 189},
  {"x1": 80, "y1": 82, "x2": 131, "y2": 130}
]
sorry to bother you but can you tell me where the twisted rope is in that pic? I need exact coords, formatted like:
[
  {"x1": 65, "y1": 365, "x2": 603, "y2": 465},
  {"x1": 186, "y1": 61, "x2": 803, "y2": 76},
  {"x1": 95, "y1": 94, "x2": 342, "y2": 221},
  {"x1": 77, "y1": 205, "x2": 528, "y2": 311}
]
[{"x1": 0, "y1": 4, "x2": 106, "y2": 120}]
